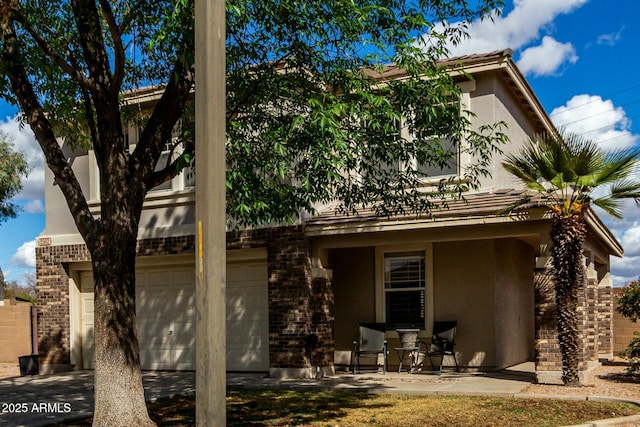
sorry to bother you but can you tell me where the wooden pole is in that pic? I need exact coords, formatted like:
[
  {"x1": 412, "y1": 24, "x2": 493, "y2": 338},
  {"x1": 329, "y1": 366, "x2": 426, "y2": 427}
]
[{"x1": 195, "y1": 0, "x2": 226, "y2": 425}]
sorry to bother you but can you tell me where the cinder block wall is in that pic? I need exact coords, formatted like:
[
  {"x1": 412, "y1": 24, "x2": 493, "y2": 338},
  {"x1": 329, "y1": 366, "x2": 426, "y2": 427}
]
[
  {"x1": 613, "y1": 288, "x2": 639, "y2": 355},
  {"x1": 0, "y1": 300, "x2": 33, "y2": 362}
]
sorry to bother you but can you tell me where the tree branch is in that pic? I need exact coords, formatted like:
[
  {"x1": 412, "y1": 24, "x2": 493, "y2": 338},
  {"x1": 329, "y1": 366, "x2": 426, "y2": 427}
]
[
  {"x1": 129, "y1": 37, "x2": 195, "y2": 195},
  {"x1": 97, "y1": 0, "x2": 125, "y2": 95},
  {"x1": 71, "y1": 0, "x2": 113, "y2": 95},
  {"x1": 0, "y1": 18, "x2": 96, "y2": 244},
  {"x1": 11, "y1": 9, "x2": 97, "y2": 92}
]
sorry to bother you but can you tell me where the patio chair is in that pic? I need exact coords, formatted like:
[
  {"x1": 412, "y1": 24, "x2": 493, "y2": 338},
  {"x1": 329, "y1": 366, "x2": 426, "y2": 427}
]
[
  {"x1": 351, "y1": 322, "x2": 388, "y2": 374},
  {"x1": 418, "y1": 320, "x2": 458, "y2": 373}
]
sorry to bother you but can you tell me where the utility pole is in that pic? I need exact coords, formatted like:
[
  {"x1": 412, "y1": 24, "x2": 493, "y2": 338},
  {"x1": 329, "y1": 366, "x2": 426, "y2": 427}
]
[{"x1": 195, "y1": 0, "x2": 226, "y2": 425}]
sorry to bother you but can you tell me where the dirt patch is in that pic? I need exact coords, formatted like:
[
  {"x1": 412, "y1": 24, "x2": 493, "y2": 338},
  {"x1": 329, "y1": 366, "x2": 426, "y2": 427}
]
[
  {"x1": 0, "y1": 362, "x2": 20, "y2": 379},
  {"x1": 524, "y1": 364, "x2": 640, "y2": 401}
]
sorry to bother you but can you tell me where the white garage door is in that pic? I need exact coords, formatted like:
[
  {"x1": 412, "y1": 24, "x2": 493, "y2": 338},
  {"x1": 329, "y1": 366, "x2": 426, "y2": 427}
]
[
  {"x1": 77, "y1": 253, "x2": 268, "y2": 372},
  {"x1": 136, "y1": 266, "x2": 196, "y2": 370},
  {"x1": 226, "y1": 259, "x2": 269, "y2": 371},
  {"x1": 79, "y1": 272, "x2": 95, "y2": 369}
]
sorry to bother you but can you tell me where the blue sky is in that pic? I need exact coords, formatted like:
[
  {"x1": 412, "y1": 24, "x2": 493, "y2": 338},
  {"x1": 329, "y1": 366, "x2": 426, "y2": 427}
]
[{"x1": 1, "y1": 0, "x2": 640, "y2": 285}]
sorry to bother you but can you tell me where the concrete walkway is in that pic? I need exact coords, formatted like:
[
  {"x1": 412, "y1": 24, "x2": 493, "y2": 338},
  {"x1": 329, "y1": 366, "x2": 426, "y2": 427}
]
[{"x1": 0, "y1": 365, "x2": 637, "y2": 426}]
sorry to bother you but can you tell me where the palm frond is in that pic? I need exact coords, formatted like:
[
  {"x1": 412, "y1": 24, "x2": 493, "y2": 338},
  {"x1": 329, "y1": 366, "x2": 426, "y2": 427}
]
[
  {"x1": 502, "y1": 130, "x2": 640, "y2": 220},
  {"x1": 591, "y1": 197, "x2": 624, "y2": 219}
]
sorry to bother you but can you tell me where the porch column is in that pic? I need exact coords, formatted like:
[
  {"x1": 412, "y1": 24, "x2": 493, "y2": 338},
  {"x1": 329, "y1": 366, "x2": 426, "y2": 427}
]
[
  {"x1": 267, "y1": 226, "x2": 335, "y2": 378},
  {"x1": 534, "y1": 252, "x2": 590, "y2": 384}
]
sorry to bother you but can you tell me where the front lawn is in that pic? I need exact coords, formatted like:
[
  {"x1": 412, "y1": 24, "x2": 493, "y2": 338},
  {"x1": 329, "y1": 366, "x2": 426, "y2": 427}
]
[{"x1": 53, "y1": 389, "x2": 639, "y2": 427}]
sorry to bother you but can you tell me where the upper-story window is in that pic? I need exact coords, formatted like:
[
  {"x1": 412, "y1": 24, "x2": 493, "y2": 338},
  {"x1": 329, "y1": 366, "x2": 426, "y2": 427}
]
[
  {"x1": 369, "y1": 102, "x2": 461, "y2": 182},
  {"x1": 89, "y1": 121, "x2": 194, "y2": 201}
]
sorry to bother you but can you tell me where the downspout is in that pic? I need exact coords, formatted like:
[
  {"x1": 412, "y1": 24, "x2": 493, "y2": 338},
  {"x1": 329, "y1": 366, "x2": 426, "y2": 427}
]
[{"x1": 31, "y1": 305, "x2": 38, "y2": 355}]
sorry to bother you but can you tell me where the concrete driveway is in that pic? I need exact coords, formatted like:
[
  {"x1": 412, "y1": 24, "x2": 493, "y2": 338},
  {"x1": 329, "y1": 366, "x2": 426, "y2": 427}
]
[{"x1": 0, "y1": 370, "x2": 195, "y2": 427}]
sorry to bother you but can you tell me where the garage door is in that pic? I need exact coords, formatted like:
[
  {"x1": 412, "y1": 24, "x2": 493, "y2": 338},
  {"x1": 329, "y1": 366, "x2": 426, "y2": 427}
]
[
  {"x1": 79, "y1": 272, "x2": 95, "y2": 369},
  {"x1": 77, "y1": 253, "x2": 268, "y2": 372},
  {"x1": 137, "y1": 266, "x2": 196, "y2": 370},
  {"x1": 226, "y1": 260, "x2": 269, "y2": 371}
]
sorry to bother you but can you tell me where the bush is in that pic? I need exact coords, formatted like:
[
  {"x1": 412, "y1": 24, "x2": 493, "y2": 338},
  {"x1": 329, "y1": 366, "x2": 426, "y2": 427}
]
[
  {"x1": 623, "y1": 332, "x2": 640, "y2": 374},
  {"x1": 617, "y1": 280, "x2": 640, "y2": 322}
]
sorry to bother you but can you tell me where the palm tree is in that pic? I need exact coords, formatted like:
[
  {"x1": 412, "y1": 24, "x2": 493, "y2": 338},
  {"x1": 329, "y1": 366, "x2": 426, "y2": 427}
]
[{"x1": 503, "y1": 131, "x2": 640, "y2": 386}]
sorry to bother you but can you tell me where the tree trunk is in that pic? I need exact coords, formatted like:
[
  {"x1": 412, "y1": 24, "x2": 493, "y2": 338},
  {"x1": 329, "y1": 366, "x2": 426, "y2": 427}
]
[
  {"x1": 550, "y1": 213, "x2": 586, "y2": 387},
  {"x1": 91, "y1": 228, "x2": 154, "y2": 426}
]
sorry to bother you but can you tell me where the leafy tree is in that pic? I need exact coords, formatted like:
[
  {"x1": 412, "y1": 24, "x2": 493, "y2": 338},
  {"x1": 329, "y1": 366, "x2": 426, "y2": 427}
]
[
  {"x1": 1, "y1": 0, "x2": 505, "y2": 424},
  {"x1": 618, "y1": 279, "x2": 640, "y2": 322},
  {"x1": 0, "y1": 132, "x2": 29, "y2": 222},
  {"x1": 617, "y1": 279, "x2": 640, "y2": 374},
  {"x1": 3, "y1": 272, "x2": 37, "y2": 302},
  {"x1": 503, "y1": 131, "x2": 640, "y2": 386}
]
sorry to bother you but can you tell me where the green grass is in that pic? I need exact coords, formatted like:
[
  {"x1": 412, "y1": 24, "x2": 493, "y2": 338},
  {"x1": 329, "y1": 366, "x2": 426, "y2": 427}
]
[{"x1": 54, "y1": 389, "x2": 639, "y2": 427}]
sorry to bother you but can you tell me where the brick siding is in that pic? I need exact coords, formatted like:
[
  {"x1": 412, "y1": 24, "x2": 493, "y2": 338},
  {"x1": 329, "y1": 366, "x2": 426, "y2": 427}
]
[{"x1": 534, "y1": 265, "x2": 614, "y2": 382}]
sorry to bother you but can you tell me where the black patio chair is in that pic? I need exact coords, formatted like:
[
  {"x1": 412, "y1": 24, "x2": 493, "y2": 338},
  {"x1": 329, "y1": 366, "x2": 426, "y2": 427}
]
[
  {"x1": 418, "y1": 320, "x2": 458, "y2": 373},
  {"x1": 351, "y1": 322, "x2": 388, "y2": 374}
]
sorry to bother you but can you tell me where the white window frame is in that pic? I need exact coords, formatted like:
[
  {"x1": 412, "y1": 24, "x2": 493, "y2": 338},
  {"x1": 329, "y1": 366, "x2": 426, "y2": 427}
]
[
  {"x1": 89, "y1": 122, "x2": 194, "y2": 201},
  {"x1": 375, "y1": 244, "x2": 434, "y2": 334},
  {"x1": 363, "y1": 81, "x2": 474, "y2": 185}
]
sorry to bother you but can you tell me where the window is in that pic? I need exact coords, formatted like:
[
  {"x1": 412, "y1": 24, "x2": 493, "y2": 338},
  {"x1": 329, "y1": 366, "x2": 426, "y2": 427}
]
[
  {"x1": 413, "y1": 135, "x2": 459, "y2": 177},
  {"x1": 364, "y1": 103, "x2": 461, "y2": 183},
  {"x1": 149, "y1": 142, "x2": 173, "y2": 192},
  {"x1": 383, "y1": 251, "x2": 425, "y2": 329},
  {"x1": 413, "y1": 100, "x2": 461, "y2": 178}
]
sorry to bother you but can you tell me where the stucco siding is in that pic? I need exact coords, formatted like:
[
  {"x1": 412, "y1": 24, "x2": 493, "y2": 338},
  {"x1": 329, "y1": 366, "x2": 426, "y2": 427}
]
[
  {"x1": 468, "y1": 71, "x2": 544, "y2": 192},
  {"x1": 434, "y1": 239, "x2": 496, "y2": 369},
  {"x1": 330, "y1": 247, "x2": 375, "y2": 366},
  {"x1": 494, "y1": 238, "x2": 535, "y2": 369},
  {"x1": 42, "y1": 167, "x2": 83, "y2": 237}
]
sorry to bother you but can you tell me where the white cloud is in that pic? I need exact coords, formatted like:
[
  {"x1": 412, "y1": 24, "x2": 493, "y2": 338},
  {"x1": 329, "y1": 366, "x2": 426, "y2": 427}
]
[
  {"x1": 423, "y1": 0, "x2": 588, "y2": 75},
  {"x1": 11, "y1": 240, "x2": 36, "y2": 268},
  {"x1": 23, "y1": 199, "x2": 45, "y2": 214},
  {"x1": 599, "y1": 201, "x2": 640, "y2": 287},
  {"x1": 0, "y1": 116, "x2": 45, "y2": 201},
  {"x1": 596, "y1": 26, "x2": 625, "y2": 47},
  {"x1": 516, "y1": 36, "x2": 578, "y2": 76},
  {"x1": 550, "y1": 95, "x2": 637, "y2": 151}
]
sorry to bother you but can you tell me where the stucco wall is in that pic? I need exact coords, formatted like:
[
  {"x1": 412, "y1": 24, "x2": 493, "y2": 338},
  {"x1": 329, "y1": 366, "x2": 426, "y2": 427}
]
[
  {"x1": 0, "y1": 300, "x2": 33, "y2": 363},
  {"x1": 434, "y1": 239, "x2": 496, "y2": 369},
  {"x1": 330, "y1": 247, "x2": 375, "y2": 366},
  {"x1": 470, "y1": 71, "x2": 543, "y2": 192},
  {"x1": 613, "y1": 287, "x2": 640, "y2": 355},
  {"x1": 494, "y1": 238, "x2": 535, "y2": 369}
]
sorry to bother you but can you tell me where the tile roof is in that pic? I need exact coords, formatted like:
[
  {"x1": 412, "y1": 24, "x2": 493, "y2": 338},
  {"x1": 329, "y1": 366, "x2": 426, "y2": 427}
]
[
  {"x1": 364, "y1": 49, "x2": 515, "y2": 81},
  {"x1": 306, "y1": 189, "x2": 539, "y2": 226}
]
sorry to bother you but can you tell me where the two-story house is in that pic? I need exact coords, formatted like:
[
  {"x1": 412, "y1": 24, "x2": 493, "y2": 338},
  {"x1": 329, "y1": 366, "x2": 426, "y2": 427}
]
[{"x1": 35, "y1": 49, "x2": 621, "y2": 384}]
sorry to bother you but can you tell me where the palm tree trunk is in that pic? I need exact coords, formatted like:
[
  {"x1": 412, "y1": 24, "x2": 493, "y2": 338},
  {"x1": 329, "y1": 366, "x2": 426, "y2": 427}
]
[{"x1": 550, "y1": 213, "x2": 586, "y2": 386}]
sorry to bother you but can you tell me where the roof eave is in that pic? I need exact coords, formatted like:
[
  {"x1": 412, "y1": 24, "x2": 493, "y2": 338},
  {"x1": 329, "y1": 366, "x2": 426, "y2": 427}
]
[{"x1": 585, "y1": 209, "x2": 624, "y2": 257}]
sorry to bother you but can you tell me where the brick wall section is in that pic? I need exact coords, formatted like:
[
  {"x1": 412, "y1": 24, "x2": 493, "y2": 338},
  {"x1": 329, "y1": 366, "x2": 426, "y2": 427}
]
[
  {"x1": 36, "y1": 243, "x2": 91, "y2": 368},
  {"x1": 227, "y1": 225, "x2": 335, "y2": 371},
  {"x1": 0, "y1": 300, "x2": 32, "y2": 363},
  {"x1": 613, "y1": 288, "x2": 639, "y2": 355},
  {"x1": 534, "y1": 269, "x2": 562, "y2": 372},
  {"x1": 535, "y1": 267, "x2": 589, "y2": 373},
  {"x1": 598, "y1": 285, "x2": 613, "y2": 357},
  {"x1": 310, "y1": 276, "x2": 334, "y2": 368},
  {"x1": 534, "y1": 266, "x2": 614, "y2": 380},
  {"x1": 579, "y1": 277, "x2": 598, "y2": 364}
]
